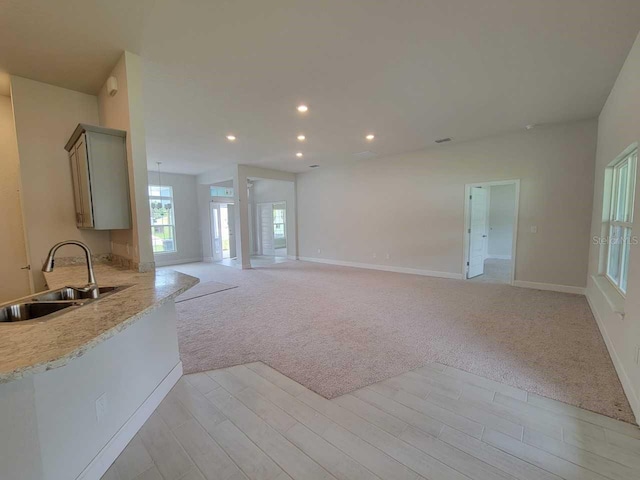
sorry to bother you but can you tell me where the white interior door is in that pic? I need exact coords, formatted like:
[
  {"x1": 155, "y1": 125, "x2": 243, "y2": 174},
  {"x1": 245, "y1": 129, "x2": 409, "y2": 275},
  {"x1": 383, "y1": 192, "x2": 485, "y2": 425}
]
[
  {"x1": 258, "y1": 203, "x2": 275, "y2": 255},
  {"x1": 210, "y1": 203, "x2": 223, "y2": 261},
  {"x1": 468, "y1": 186, "x2": 488, "y2": 278}
]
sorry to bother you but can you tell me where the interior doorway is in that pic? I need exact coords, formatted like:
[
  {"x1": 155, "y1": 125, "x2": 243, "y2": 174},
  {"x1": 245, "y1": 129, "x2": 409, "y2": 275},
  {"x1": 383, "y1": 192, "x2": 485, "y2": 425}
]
[
  {"x1": 210, "y1": 202, "x2": 236, "y2": 262},
  {"x1": 463, "y1": 180, "x2": 519, "y2": 284},
  {"x1": 256, "y1": 201, "x2": 287, "y2": 257}
]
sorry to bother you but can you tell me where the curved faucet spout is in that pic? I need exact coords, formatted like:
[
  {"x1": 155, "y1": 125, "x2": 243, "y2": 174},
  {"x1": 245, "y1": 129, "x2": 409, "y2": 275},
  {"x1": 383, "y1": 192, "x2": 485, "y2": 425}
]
[{"x1": 42, "y1": 241, "x2": 98, "y2": 297}]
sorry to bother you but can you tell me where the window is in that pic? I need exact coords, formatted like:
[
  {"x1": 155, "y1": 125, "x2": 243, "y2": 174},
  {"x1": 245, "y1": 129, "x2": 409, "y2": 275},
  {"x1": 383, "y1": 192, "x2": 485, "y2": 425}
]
[
  {"x1": 149, "y1": 185, "x2": 176, "y2": 254},
  {"x1": 210, "y1": 186, "x2": 234, "y2": 197},
  {"x1": 606, "y1": 149, "x2": 637, "y2": 294},
  {"x1": 273, "y1": 206, "x2": 286, "y2": 239}
]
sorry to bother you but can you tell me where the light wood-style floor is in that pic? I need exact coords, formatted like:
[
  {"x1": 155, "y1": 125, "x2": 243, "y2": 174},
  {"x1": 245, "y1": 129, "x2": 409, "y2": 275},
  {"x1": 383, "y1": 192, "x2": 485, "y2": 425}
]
[{"x1": 102, "y1": 362, "x2": 640, "y2": 480}]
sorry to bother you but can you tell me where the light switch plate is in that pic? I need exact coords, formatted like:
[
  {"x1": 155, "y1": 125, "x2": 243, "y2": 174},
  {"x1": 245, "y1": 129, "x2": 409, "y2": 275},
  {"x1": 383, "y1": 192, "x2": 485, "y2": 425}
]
[{"x1": 530, "y1": 226, "x2": 538, "y2": 233}]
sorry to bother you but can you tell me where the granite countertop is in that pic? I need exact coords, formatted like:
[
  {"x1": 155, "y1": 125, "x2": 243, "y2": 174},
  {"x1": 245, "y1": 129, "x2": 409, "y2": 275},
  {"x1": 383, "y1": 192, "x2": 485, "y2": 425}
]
[{"x1": 0, "y1": 264, "x2": 198, "y2": 383}]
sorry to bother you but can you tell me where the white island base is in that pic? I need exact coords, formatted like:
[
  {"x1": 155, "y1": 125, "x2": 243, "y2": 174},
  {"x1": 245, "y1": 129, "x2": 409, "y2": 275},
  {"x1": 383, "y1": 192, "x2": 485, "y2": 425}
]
[{"x1": 0, "y1": 301, "x2": 183, "y2": 480}]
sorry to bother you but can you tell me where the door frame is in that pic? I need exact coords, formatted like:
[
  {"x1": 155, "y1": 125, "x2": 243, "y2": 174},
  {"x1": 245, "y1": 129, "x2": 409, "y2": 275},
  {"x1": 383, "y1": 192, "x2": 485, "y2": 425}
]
[{"x1": 462, "y1": 179, "x2": 520, "y2": 284}]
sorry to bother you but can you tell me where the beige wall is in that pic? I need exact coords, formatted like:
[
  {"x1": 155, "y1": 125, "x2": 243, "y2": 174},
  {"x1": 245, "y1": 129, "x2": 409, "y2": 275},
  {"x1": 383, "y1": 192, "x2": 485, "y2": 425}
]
[
  {"x1": 0, "y1": 95, "x2": 31, "y2": 301},
  {"x1": 587, "y1": 31, "x2": 640, "y2": 417},
  {"x1": 148, "y1": 171, "x2": 203, "y2": 266},
  {"x1": 98, "y1": 52, "x2": 154, "y2": 270},
  {"x1": 297, "y1": 119, "x2": 597, "y2": 287},
  {"x1": 10, "y1": 77, "x2": 111, "y2": 291}
]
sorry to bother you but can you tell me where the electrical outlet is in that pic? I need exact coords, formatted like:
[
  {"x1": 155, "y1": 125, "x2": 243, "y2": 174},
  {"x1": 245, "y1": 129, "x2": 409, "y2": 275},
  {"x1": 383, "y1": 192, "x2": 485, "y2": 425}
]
[
  {"x1": 385, "y1": 253, "x2": 390, "y2": 260},
  {"x1": 317, "y1": 248, "x2": 321, "y2": 254},
  {"x1": 95, "y1": 393, "x2": 108, "y2": 423},
  {"x1": 373, "y1": 253, "x2": 377, "y2": 259},
  {"x1": 530, "y1": 226, "x2": 538, "y2": 233}
]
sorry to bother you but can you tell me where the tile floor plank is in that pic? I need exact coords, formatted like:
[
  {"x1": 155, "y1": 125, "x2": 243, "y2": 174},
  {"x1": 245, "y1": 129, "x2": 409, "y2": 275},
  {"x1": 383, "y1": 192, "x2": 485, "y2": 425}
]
[
  {"x1": 298, "y1": 389, "x2": 470, "y2": 480},
  {"x1": 528, "y1": 393, "x2": 640, "y2": 439},
  {"x1": 234, "y1": 387, "x2": 298, "y2": 434},
  {"x1": 284, "y1": 422, "x2": 381, "y2": 480},
  {"x1": 483, "y1": 429, "x2": 608, "y2": 480},
  {"x1": 523, "y1": 428, "x2": 636, "y2": 480},
  {"x1": 400, "y1": 426, "x2": 515, "y2": 480},
  {"x1": 185, "y1": 372, "x2": 222, "y2": 395},
  {"x1": 209, "y1": 420, "x2": 284, "y2": 480},
  {"x1": 352, "y1": 387, "x2": 444, "y2": 437},
  {"x1": 138, "y1": 413, "x2": 194, "y2": 480},
  {"x1": 333, "y1": 394, "x2": 409, "y2": 437},
  {"x1": 207, "y1": 387, "x2": 337, "y2": 480},
  {"x1": 114, "y1": 433, "x2": 155, "y2": 480},
  {"x1": 441, "y1": 367, "x2": 528, "y2": 401},
  {"x1": 367, "y1": 382, "x2": 484, "y2": 439},
  {"x1": 246, "y1": 363, "x2": 307, "y2": 396},
  {"x1": 173, "y1": 418, "x2": 247, "y2": 480},
  {"x1": 105, "y1": 364, "x2": 640, "y2": 480},
  {"x1": 438, "y1": 426, "x2": 561, "y2": 480}
]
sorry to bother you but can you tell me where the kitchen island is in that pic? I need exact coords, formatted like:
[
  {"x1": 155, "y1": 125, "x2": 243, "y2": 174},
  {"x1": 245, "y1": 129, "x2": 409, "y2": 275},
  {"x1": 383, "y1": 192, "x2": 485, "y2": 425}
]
[{"x1": 0, "y1": 264, "x2": 198, "y2": 480}]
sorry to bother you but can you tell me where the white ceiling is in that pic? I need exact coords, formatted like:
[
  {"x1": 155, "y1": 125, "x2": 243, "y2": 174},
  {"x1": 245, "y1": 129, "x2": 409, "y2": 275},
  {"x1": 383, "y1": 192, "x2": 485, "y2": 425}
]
[{"x1": 2, "y1": 1, "x2": 640, "y2": 175}]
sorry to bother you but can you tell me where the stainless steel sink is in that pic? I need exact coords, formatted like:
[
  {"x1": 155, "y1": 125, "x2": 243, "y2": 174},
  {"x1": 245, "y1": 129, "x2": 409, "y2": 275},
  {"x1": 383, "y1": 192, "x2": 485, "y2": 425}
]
[
  {"x1": 0, "y1": 301, "x2": 82, "y2": 322},
  {"x1": 31, "y1": 286, "x2": 122, "y2": 301},
  {"x1": 0, "y1": 285, "x2": 131, "y2": 323}
]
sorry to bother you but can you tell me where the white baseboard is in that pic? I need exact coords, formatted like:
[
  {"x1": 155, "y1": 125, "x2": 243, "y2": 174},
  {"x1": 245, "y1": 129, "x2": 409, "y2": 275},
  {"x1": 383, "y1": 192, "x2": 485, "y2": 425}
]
[
  {"x1": 486, "y1": 254, "x2": 512, "y2": 260},
  {"x1": 513, "y1": 280, "x2": 585, "y2": 295},
  {"x1": 77, "y1": 362, "x2": 183, "y2": 480},
  {"x1": 298, "y1": 256, "x2": 463, "y2": 280},
  {"x1": 586, "y1": 292, "x2": 640, "y2": 420},
  {"x1": 154, "y1": 257, "x2": 203, "y2": 267},
  {"x1": 203, "y1": 256, "x2": 214, "y2": 263},
  {"x1": 287, "y1": 255, "x2": 298, "y2": 260}
]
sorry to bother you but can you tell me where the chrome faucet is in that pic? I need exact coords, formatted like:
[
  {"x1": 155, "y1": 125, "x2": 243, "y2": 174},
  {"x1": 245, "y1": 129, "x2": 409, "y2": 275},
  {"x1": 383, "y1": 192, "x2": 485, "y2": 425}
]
[{"x1": 42, "y1": 240, "x2": 99, "y2": 299}]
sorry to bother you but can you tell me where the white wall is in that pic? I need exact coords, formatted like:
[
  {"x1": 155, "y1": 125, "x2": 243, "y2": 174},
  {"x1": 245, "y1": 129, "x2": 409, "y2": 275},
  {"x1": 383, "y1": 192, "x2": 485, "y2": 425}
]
[
  {"x1": 297, "y1": 119, "x2": 597, "y2": 287},
  {"x1": 488, "y1": 184, "x2": 516, "y2": 259},
  {"x1": 0, "y1": 95, "x2": 31, "y2": 301},
  {"x1": 586, "y1": 31, "x2": 640, "y2": 418},
  {"x1": 10, "y1": 77, "x2": 111, "y2": 291},
  {"x1": 99, "y1": 52, "x2": 154, "y2": 270},
  {"x1": 148, "y1": 171, "x2": 203, "y2": 266},
  {"x1": 251, "y1": 179, "x2": 297, "y2": 257}
]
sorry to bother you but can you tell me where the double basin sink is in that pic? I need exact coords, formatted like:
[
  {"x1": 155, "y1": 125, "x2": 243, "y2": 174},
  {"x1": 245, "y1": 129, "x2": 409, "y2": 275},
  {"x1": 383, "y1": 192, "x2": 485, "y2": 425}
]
[{"x1": 0, "y1": 285, "x2": 129, "y2": 323}]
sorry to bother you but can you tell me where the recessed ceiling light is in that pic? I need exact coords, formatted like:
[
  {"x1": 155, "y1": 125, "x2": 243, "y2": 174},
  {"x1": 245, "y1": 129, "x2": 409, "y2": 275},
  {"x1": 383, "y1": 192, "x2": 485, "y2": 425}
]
[
  {"x1": 525, "y1": 124, "x2": 536, "y2": 130},
  {"x1": 226, "y1": 135, "x2": 236, "y2": 141},
  {"x1": 365, "y1": 134, "x2": 375, "y2": 141},
  {"x1": 297, "y1": 104, "x2": 308, "y2": 113},
  {"x1": 297, "y1": 134, "x2": 306, "y2": 141},
  {"x1": 296, "y1": 152, "x2": 303, "y2": 158}
]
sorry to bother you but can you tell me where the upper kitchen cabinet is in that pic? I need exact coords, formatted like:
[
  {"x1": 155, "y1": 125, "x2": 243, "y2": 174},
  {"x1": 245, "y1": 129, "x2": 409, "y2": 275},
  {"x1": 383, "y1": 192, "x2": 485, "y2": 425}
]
[{"x1": 65, "y1": 124, "x2": 131, "y2": 230}]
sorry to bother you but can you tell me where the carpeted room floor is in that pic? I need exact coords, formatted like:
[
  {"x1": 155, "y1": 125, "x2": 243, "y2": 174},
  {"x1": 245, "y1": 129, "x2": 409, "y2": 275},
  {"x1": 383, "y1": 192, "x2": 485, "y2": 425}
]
[{"x1": 165, "y1": 260, "x2": 635, "y2": 424}]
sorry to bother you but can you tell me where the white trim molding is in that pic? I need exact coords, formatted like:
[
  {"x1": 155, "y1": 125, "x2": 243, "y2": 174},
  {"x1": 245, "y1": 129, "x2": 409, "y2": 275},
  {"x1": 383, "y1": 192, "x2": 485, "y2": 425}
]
[
  {"x1": 513, "y1": 280, "x2": 585, "y2": 295},
  {"x1": 77, "y1": 362, "x2": 183, "y2": 480},
  {"x1": 585, "y1": 293, "x2": 640, "y2": 418},
  {"x1": 153, "y1": 256, "x2": 204, "y2": 267},
  {"x1": 298, "y1": 257, "x2": 463, "y2": 280}
]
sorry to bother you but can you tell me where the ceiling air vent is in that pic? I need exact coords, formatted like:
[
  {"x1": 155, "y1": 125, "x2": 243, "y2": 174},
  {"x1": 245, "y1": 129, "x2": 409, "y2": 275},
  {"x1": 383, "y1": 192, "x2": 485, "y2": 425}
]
[
  {"x1": 309, "y1": 164, "x2": 320, "y2": 168},
  {"x1": 435, "y1": 137, "x2": 452, "y2": 144},
  {"x1": 352, "y1": 151, "x2": 378, "y2": 159}
]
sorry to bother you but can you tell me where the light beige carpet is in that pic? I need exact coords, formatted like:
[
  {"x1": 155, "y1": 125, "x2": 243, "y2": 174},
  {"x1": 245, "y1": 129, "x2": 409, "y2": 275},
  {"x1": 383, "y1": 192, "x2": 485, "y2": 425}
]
[
  {"x1": 171, "y1": 261, "x2": 635, "y2": 423},
  {"x1": 175, "y1": 280, "x2": 237, "y2": 303}
]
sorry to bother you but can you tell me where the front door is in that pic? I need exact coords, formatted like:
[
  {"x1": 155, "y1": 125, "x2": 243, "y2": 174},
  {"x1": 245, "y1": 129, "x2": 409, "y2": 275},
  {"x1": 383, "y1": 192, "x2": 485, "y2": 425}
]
[{"x1": 468, "y1": 186, "x2": 488, "y2": 278}]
